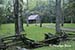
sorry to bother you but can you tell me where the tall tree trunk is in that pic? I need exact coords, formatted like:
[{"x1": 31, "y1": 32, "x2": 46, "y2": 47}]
[
  {"x1": 26, "y1": 0, "x2": 29, "y2": 27},
  {"x1": 20, "y1": 0, "x2": 25, "y2": 31},
  {"x1": 61, "y1": 15, "x2": 64, "y2": 26},
  {"x1": 14, "y1": 0, "x2": 21, "y2": 35},
  {"x1": 61, "y1": 0, "x2": 64, "y2": 26},
  {"x1": 39, "y1": 0, "x2": 43, "y2": 27},
  {"x1": 56, "y1": 0, "x2": 61, "y2": 34}
]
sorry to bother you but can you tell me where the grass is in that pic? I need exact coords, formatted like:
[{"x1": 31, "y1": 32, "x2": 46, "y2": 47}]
[
  {"x1": 0, "y1": 23, "x2": 75, "y2": 50},
  {"x1": 42, "y1": 23, "x2": 75, "y2": 28},
  {"x1": 33, "y1": 40, "x2": 75, "y2": 50},
  {"x1": 24, "y1": 24, "x2": 55, "y2": 41},
  {"x1": 0, "y1": 24, "x2": 15, "y2": 37},
  {"x1": 63, "y1": 23, "x2": 75, "y2": 28}
]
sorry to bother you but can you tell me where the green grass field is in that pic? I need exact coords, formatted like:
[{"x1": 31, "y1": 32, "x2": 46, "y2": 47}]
[
  {"x1": 63, "y1": 23, "x2": 75, "y2": 28},
  {"x1": 42, "y1": 23, "x2": 75, "y2": 28},
  {"x1": 0, "y1": 23, "x2": 75, "y2": 50}
]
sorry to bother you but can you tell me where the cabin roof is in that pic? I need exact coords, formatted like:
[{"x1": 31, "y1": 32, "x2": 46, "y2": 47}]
[{"x1": 28, "y1": 15, "x2": 39, "y2": 20}]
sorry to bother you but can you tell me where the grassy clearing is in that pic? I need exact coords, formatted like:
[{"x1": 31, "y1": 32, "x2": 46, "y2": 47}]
[
  {"x1": 24, "y1": 24, "x2": 55, "y2": 41},
  {"x1": 0, "y1": 23, "x2": 55, "y2": 40},
  {"x1": 0, "y1": 23, "x2": 75, "y2": 50}
]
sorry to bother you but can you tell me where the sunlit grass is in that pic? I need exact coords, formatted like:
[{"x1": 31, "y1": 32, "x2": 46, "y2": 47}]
[{"x1": 24, "y1": 24, "x2": 55, "y2": 41}]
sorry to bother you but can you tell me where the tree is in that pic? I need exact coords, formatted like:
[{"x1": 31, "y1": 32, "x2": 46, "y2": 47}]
[
  {"x1": 0, "y1": 0, "x2": 3, "y2": 4},
  {"x1": 0, "y1": 0, "x2": 6, "y2": 28},
  {"x1": 56, "y1": 0, "x2": 61, "y2": 34},
  {"x1": 35, "y1": 0, "x2": 46, "y2": 27},
  {"x1": 63, "y1": 0, "x2": 75, "y2": 23},
  {"x1": 61, "y1": 0, "x2": 64, "y2": 26},
  {"x1": 26, "y1": 0, "x2": 29, "y2": 27},
  {"x1": 14, "y1": 0, "x2": 21, "y2": 35},
  {"x1": 5, "y1": 0, "x2": 13, "y2": 16},
  {"x1": 68, "y1": 0, "x2": 75, "y2": 23},
  {"x1": 19, "y1": 0, "x2": 25, "y2": 31},
  {"x1": 48, "y1": 0, "x2": 56, "y2": 23},
  {"x1": 0, "y1": 7, "x2": 5, "y2": 28}
]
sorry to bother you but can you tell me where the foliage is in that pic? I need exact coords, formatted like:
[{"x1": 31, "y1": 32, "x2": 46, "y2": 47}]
[
  {"x1": 65, "y1": 0, "x2": 75, "y2": 16},
  {"x1": 0, "y1": 0, "x2": 75, "y2": 24},
  {"x1": 0, "y1": 0, "x2": 7, "y2": 25},
  {"x1": 30, "y1": 0, "x2": 56, "y2": 23}
]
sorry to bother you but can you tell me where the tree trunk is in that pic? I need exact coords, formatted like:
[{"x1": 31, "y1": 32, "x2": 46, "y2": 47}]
[
  {"x1": 61, "y1": 0, "x2": 64, "y2": 26},
  {"x1": 50, "y1": 16, "x2": 53, "y2": 23},
  {"x1": 27, "y1": 0, "x2": 29, "y2": 10},
  {"x1": 61, "y1": 16, "x2": 64, "y2": 26},
  {"x1": 14, "y1": 0, "x2": 21, "y2": 35},
  {"x1": 40, "y1": 16, "x2": 42, "y2": 27},
  {"x1": 40, "y1": 21, "x2": 42, "y2": 27},
  {"x1": 26, "y1": 0, "x2": 29, "y2": 27},
  {"x1": 20, "y1": 17, "x2": 24, "y2": 31},
  {"x1": 56, "y1": 0, "x2": 61, "y2": 34},
  {"x1": 20, "y1": 0, "x2": 25, "y2": 32},
  {"x1": 71, "y1": 16, "x2": 73, "y2": 23},
  {"x1": 26, "y1": 19, "x2": 29, "y2": 27}
]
